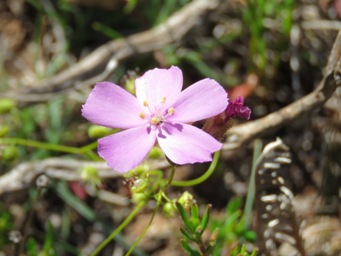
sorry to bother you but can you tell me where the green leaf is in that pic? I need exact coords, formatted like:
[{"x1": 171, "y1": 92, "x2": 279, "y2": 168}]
[
  {"x1": 92, "y1": 22, "x2": 122, "y2": 40},
  {"x1": 244, "y1": 230, "x2": 257, "y2": 241},
  {"x1": 198, "y1": 204, "x2": 211, "y2": 235},
  {"x1": 180, "y1": 228, "x2": 196, "y2": 242},
  {"x1": 176, "y1": 202, "x2": 195, "y2": 232},
  {"x1": 227, "y1": 198, "x2": 242, "y2": 214},
  {"x1": 251, "y1": 248, "x2": 258, "y2": 256},
  {"x1": 54, "y1": 181, "x2": 96, "y2": 222},
  {"x1": 190, "y1": 203, "x2": 200, "y2": 228},
  {"x1": 26, "y1": 238, "x2": 39, "y2": 256},
  {"x1": 180, "y1": 239, "x2": 200, "y2": 256},
  {"x1": 42, "y1": 222, "x2": 56, "y2": 255},
  {"x1": 224, "y1": 210, "x2": 242, "y2": 230}
]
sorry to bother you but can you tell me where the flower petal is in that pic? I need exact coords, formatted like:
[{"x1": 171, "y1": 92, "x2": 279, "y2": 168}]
[
  {"x1": 82, "y1": 82, "x2": 146, "y2": 129},
  {"x1": 135, "y1": 66, "x2": 183, "y2": 112},
  {"x1": 167, "y1": 78, "x2": 228, "y2": 123},
  {"x1": 157, "y1": 123, "x2": 222, "y2": 165},
  {"x1": 98, "y1": 126, "x2": 157, "y2": 173}
]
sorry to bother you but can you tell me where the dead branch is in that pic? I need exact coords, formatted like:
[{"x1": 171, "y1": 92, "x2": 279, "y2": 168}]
[
  {"x1": 0, "y1": 157, "x2": 169, "y2": 196},
  {"x1": 0, "y1": 0, "x2": 219, "y2": 103}
]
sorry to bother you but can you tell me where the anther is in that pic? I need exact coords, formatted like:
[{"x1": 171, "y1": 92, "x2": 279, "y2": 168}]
[
  {"x1": 139, "y1": 112, "x2": 146, "y2": 119},
  {"x1": 151, "y1": 116, "x2": 162, "y2": 125},
  {"x1": 143, "y1": 100, "x2": 149, "y2": 107},
  {"x1": 160, "y1": 96, "x2": 166, "y2": 104},
  {"x1": 168, "y1": 107, "x2": 175, "y2": 115}
]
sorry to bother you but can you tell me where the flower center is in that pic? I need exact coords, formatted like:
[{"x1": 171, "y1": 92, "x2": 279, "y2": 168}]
[
  {"x1": 138, "y1": 97, "x2": 175, "y2": 126},
  {"x1": 151, "y1": 116, "x2": 162, "y2": 125}
]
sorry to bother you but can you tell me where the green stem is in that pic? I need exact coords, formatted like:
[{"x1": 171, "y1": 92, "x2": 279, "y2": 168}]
[
  {"x1": 90, "y1": 202, "x2": 145, "y2": 256},
  {"x1": 126, "y1": 191, "x2": 163, "y2": 256},
  {"x1": 0, "y1": 137, "x2": 98, "y2": 157},
  {"x1": 125, "y1": 165, "x2": 176, "y2": 255},
  {"x1": 19, "y1": 186, "x2": 44, "y2": 255},
  {"x1": 243, "y1": 139, "x2": 262, "y2": 229},
  {"x1": 169, "y1": 151, "x2": 220, "y2": 187},
  {"x1": 167, "y1": 165, "x2": 176, "y2": 185}
]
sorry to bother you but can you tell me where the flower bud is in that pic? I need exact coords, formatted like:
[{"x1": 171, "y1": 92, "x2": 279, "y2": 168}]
[
  {"x1": 125, "y1": 77, "x2": 136, "y2": 95},
  {"x1": 0, "y1": 99, "x2": 15, "y2": 114},
  {"x1": 148, "y1": 147, "x2": 163, "y2": 159},
  {"x1": 0, "y1": 125, "x2": 9, "y2": 137},
  {"x1": 87, "y1": 125, "x2": 113, "y2": 139},
  {"x1": 163, "y1": 201, "x2": 177, "y2": 217},
  {"x1": 178, "y1": 191, "x2": 194, "y2": 210},
  {"x1": 132, "y1": 192, "x2": 148, "y2": 204},
  {"x1": 79, "y1": 166, "x2": 101, "y2": 186},
  {"x1": 1, "y1": 146, "x2": 18, "y2": 162}
]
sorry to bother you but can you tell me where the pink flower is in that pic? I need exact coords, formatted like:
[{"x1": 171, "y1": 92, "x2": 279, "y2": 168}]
[{"x1": 82, "y1": 66, "x2": 228, "y2": 173}]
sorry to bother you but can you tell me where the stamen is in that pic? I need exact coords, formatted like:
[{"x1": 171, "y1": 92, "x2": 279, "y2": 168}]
[
  {"x1": 151, "y1": 116, "x2": 162, "y2": 125},
  {"x1": 143, "y1": 100, "x2": 149, "y2": 107},
  {"x1": 160, "y1": 96, "x2": 166, "y2": 104},
  {"x1": 168, "y1": 107, "x2": 175, "y2": 115},
  {"x1": 138, "y1": 112, "x2": 146, "y2": 119}
]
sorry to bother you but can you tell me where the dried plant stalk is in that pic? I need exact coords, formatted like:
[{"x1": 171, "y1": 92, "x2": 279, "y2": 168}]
[
  {"x1": 317, "y1": 87, "x2": 341, "y2": 214},
  {"x1": 254, "y1": 138, "x2": 306, "y2": 256}
]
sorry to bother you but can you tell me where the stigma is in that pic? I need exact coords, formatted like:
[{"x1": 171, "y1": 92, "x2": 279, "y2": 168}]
[{"x1": 151, "y1": 116, "x2": 162, "y2": 125}]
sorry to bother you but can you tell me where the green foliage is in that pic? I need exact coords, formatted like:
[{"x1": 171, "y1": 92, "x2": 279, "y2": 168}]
[
  {"x1": 230, "y1": 243, "x2": 258, "y2": 256},
  {"x1": 243, "y1": 0, "x2": 296, "y2": 74},
  {"x1": 1, "y1": 145, "x2": 19, "y2": 163},
  {"x1": 177, "y1": 197, "x2": 258, "y2": 255},
  {"x1": 54, "y1": 181, "x2": 96, "y2": 222},
  {"x1": 87, "y1": 125, "x2": 114, "y2": 139},
  {"x1": 210, "y1": 198, "x2": 257, "y2": 255},
  {"x1": 177, "y1": 202, "x2": 213, "y2": 255},
  {"x1": 137, "y1": 0, "x2": 191, "y2": 26},
  {"x1": 0, "y1": 125, "x2": 9, "y2": 138},
  {"x1": 0, "y1": 207, "x2": 13, "y2": 249},
  {"x1": 0, "y1": 99, "x2": 16, "y2": 114},
  {"x1": 26, "y1": 222, "x2": 57, "y2": 256}
]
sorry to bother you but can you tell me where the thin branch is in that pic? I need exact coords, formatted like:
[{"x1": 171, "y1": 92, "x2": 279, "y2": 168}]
[
  {"x1": 0, "y1": 158, "x2": 169, "y2": 195},
  {"x1": 0, "y1": 0, "x2": 219, "y2": 103}
]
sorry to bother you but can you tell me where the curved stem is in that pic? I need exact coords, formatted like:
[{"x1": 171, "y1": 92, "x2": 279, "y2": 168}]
[
  {"x1": 170, "y1": 151, "x2": 220, "y2": 187},
  {"x1": 167, "y1": 165, "x2": 176, "y2": 185},
  {"x1": 90, "y1": 202, "x2": 145, "y2": 256}
]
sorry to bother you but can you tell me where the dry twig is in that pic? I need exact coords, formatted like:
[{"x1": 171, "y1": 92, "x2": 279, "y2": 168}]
[
  {"x1": 0, "y1": 0, "x2": 219, "y2": 103},
  {"x1": 0, "y1": 157, "x2": 169, "y2": 195}
]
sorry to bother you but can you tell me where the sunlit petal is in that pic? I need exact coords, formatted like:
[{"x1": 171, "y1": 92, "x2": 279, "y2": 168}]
[{"x1": 98, "y1": 126, "x2": 156, "y2": 173}]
